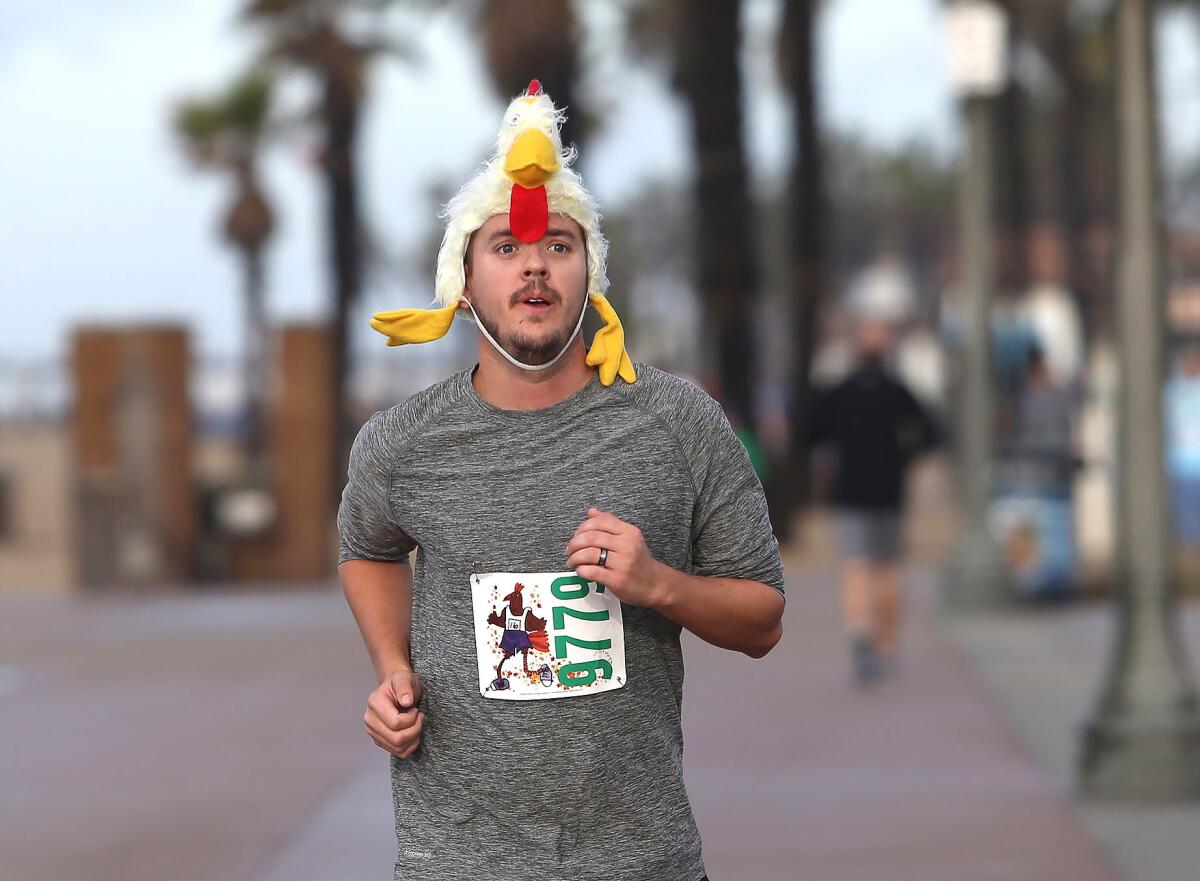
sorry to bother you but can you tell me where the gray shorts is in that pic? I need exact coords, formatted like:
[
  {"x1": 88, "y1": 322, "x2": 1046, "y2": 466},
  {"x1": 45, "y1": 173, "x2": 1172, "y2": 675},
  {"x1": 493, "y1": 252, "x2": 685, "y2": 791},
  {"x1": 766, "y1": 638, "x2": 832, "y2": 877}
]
[{"x1": 836, "y1": 510, "x2": 902, "y2": 563}]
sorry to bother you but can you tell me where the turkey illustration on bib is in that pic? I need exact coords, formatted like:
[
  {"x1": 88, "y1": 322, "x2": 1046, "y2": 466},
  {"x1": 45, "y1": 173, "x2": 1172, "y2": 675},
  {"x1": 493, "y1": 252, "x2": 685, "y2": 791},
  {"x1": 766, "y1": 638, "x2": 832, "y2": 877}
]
[{"x1": 486, "y1": 582, "x2": 550, "y2": 689}]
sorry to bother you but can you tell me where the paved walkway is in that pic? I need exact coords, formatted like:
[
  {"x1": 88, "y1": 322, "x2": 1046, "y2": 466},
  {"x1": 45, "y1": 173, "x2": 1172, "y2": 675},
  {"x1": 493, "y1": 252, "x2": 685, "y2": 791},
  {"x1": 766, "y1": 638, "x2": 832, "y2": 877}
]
[
  {"x1": 949, "y1": 601, "x2": 1200, "y2": 881},
  {"x1": 0, "y1": 570, "x2": 1128, "y2": 881},
  {"x1": 682, "y1": 568, "x2": 1120, "y2": 881}
]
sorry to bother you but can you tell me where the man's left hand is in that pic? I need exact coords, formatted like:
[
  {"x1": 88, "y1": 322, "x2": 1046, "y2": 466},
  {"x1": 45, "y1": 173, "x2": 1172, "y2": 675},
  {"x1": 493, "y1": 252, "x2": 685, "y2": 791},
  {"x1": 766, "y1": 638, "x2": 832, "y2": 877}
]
[{"x1": 566, "y1": 507, "x2": 670, "y2": 608}]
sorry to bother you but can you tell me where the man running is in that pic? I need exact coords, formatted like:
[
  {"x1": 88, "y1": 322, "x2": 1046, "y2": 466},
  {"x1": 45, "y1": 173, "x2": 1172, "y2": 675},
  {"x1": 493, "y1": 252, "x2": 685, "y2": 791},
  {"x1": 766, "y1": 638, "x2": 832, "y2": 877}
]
[{"x1": 338, "y1": 81, "x2": 784, "y2": 881}]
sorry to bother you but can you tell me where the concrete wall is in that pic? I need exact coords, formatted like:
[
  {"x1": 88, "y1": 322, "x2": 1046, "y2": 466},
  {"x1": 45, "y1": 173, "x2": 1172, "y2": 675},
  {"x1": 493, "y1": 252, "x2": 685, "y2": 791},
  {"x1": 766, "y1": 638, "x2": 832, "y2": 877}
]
[{"x1": 0, "y1": 421, "x2": 73, "y2": 593}]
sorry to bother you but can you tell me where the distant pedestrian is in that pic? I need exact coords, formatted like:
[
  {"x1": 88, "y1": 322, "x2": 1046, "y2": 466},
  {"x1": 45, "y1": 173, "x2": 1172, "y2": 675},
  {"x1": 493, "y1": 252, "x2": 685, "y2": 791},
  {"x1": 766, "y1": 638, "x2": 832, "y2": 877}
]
[
  {"x1": 1008, "y1": 345, "x2": 1075, "y2": 468},
  {"x1": 1168, "y1": 345, "x2": 1200, "y2": 547},
  {"x1": 809, "y1": 318, "x2": 937, "y2": 685},
  {"x1": 991, "y1": 345, "x2": 1079, "y2": 598}
]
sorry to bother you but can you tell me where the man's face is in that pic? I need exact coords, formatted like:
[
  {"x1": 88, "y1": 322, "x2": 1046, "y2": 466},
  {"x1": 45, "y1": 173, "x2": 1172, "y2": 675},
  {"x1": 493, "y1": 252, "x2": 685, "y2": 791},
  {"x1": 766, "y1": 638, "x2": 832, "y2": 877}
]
[
  {"x1": 464, "y1": 212, "x2": 588, "y2": 366},
  {"x1": 855, "y1": 318, "x2": 892, "y2": 358}
]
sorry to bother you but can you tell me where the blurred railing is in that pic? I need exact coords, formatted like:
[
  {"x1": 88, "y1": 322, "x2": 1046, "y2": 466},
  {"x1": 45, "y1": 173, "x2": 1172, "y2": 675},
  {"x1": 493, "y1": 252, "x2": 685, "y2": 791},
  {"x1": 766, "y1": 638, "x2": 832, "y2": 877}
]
[{"x1": 0, "y1": 358, "x2": 69, "y2": 424}]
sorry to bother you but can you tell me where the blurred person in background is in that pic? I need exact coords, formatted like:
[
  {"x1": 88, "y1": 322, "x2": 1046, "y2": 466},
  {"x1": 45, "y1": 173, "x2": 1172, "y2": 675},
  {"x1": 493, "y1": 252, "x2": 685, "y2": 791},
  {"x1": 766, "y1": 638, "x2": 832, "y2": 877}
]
[
  {"x1": 809, "y1": 316, "x2": 938, "y2": 686},
  {"x1": 991, "y1": 345, "x2": 1080, "y2": 599},
  {"x1": 335, "y1": 83, "x2": 783, "y2": 881},
  {"x1": 1168, "y1": 345, "x2": 1200, "y2": 548},
  {"x1": 1021, "y1": 227, "x2": 1085, "y2": 389},
  {"x1": 1009, "y1": 345, "x2": 1076, "y2": 463}
]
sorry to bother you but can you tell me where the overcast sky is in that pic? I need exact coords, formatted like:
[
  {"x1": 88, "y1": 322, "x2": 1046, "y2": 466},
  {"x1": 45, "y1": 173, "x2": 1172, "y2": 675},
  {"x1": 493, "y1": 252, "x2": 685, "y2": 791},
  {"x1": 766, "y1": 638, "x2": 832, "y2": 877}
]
[{"x1": 1, "y1": 0, "x2": 1198, "y2": 363}]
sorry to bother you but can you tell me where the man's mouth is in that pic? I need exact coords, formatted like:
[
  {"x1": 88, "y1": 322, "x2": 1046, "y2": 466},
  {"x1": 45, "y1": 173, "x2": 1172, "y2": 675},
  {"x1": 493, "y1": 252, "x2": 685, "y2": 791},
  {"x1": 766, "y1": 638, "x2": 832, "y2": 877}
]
[{"x1": 518, "y1": 294, "x2": 555, "y2": 311}]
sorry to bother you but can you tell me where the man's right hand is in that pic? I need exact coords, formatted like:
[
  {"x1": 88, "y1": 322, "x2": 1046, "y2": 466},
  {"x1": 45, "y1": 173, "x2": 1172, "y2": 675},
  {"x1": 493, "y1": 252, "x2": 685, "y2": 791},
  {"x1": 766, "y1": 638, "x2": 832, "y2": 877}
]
[{"x1": 364, "y1": 670, "x2": 424, "y2": 759}]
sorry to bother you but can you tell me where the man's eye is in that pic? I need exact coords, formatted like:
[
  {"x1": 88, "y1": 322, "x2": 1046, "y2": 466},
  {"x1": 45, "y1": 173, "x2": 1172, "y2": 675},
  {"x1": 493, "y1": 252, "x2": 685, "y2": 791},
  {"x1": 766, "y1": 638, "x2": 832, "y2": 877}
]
[
  {"x1": 549, "y1": 242, "x2": 569, "y2": 254},
  {"x1": 497, "y1": 243, "x2": 517, "y2": 255}
]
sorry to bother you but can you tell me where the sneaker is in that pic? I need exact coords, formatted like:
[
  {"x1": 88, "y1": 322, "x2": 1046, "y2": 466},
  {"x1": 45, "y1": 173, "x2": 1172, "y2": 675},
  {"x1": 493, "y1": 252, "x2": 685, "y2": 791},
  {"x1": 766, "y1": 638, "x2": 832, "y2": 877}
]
[{"x1": 852, "y1": 636, "x2": 881, "y2": 686}]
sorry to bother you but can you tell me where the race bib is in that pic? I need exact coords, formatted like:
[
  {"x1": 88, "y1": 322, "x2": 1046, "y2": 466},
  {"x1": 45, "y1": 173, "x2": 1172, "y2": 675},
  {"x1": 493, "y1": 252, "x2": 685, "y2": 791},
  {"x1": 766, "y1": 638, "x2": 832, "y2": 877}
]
[{"x1": 470, "y1": 572, "x2": 626, "y2": 700}]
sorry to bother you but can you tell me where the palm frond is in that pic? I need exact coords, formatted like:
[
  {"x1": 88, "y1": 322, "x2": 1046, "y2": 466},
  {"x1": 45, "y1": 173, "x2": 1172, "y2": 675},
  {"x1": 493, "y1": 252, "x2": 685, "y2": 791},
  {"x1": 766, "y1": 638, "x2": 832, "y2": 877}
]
[{"x1": 224, "y1": 70, "x2": 275, "y2": 133}]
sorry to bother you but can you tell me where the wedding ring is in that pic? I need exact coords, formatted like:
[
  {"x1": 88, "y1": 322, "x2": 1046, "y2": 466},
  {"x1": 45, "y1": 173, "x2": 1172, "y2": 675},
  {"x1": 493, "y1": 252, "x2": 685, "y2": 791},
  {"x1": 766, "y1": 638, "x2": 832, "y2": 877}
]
[{"x1": 598, "y1": 548, "x2": 608, "y2": 567}]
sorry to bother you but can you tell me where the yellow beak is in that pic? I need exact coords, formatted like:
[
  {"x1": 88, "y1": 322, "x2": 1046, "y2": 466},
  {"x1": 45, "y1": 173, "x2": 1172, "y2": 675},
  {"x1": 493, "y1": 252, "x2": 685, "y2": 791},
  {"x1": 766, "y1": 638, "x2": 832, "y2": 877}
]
[{"x1": 504, "y1": 129, "x2": 560, "y2": 188}]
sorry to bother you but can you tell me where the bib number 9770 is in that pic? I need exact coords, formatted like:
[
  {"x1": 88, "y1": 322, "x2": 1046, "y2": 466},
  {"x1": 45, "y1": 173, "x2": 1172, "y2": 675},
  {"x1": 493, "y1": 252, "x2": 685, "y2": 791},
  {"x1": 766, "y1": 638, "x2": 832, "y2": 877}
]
[{"x1": 550, "y1": 575, "x2": 613, "y2": 688}]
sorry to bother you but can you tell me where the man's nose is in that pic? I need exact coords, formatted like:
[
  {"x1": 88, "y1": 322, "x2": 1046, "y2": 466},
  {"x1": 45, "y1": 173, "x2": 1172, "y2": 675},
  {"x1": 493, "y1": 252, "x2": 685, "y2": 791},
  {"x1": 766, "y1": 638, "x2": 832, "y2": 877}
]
[{"x1": 521, "y1": 246, "x2": 548, "y2": 278}]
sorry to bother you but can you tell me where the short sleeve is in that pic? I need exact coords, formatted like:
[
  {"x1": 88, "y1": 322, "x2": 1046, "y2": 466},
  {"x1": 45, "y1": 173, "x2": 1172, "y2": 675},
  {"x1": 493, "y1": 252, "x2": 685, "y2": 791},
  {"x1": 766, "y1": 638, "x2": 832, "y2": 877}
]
[
  {"x1": 690, "y1": 403, "x2": 786, "y2": 595},
  {"x1": 337, "y1": 411, "x2": 417, "y2": 564}
]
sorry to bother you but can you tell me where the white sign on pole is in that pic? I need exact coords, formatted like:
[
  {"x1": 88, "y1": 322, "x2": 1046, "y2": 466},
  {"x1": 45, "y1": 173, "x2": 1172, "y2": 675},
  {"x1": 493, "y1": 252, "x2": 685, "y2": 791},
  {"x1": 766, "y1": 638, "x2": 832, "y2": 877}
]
[{"x1": 944, "y1": 1, "x2": 1010, "y2": 96}]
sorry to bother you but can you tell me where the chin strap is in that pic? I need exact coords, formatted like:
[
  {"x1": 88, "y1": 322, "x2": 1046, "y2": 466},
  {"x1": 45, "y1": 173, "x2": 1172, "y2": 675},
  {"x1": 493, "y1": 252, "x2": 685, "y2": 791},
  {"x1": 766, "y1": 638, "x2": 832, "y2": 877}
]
[
  {"x1": 462, "y1": 292, "x2": 589, "y2": 374},
  {"x1": 369, "y1": 293, "x2": 637, "y2": 386}
]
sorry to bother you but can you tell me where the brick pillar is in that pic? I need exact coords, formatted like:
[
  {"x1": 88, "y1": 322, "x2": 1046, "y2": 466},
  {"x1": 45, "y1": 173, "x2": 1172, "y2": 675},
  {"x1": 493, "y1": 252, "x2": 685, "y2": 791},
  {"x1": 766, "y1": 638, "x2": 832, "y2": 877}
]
[
  {"x1": 230, "y1": 324, "x2": 335, "y2": 581},
  {"x1": 71, "y1": 326, "x2": 193, "y2": 588}
]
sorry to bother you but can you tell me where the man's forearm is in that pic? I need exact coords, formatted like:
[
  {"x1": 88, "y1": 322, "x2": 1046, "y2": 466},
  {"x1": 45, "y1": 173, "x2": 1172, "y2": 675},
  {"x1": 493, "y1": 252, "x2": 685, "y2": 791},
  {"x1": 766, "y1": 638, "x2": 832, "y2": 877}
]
[
  {"x1": 338, "y1": 559, "x2": 415, "y2": 682},
  {"x1": 650, "y1": 563, "x2": 785, "y2": 658}
]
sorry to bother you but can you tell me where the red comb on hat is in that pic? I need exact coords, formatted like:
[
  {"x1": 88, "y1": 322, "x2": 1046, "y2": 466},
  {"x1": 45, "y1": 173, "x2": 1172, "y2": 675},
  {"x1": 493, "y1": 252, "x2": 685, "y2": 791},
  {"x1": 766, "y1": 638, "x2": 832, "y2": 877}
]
[{"x1": 527, "y1": 79, "x2": 541, "y2": 96}]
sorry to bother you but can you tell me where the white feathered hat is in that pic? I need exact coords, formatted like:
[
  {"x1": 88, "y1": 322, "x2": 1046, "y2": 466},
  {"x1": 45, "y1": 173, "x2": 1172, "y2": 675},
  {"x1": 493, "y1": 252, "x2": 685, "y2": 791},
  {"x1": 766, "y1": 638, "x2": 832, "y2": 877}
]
[
  {"x1": 370, "y1": 79, "x2": 635, "y2": 385},
  {"x1": 434, "y1": 79, "x2": 609, "y2": 307}
]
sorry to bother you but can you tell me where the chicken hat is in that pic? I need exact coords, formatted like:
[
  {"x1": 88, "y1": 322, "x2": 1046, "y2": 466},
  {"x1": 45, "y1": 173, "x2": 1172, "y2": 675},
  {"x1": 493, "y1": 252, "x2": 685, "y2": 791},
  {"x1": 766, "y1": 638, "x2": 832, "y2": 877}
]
[{"x1": 369, "y1": 79, "x2": 636, "y2": 386}]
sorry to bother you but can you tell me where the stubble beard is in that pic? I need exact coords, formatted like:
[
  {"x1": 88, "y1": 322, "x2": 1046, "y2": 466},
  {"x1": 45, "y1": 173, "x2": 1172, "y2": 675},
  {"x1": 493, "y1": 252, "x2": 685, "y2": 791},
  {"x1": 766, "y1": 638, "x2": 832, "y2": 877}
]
[{"x1": 475, "y1": 279, "x2": 582, "y2": 366}]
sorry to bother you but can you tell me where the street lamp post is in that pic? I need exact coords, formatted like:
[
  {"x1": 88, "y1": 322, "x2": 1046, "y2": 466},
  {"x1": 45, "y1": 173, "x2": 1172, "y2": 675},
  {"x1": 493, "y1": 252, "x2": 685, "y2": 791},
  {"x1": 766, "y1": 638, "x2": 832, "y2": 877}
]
[
  {"x1": 1079, "y1": 0, "x2": 1200, "y2": 800},
  {"x1": 943, "y1": 1, "x2": 1012, "y2": 608}
]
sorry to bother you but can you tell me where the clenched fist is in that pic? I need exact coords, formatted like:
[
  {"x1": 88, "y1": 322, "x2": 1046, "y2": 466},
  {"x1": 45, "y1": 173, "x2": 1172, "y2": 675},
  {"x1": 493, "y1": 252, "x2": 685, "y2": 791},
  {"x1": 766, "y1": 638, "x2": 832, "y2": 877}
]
[{"x1": 364, "y1": 669, "x2": 424, "y2": 759}]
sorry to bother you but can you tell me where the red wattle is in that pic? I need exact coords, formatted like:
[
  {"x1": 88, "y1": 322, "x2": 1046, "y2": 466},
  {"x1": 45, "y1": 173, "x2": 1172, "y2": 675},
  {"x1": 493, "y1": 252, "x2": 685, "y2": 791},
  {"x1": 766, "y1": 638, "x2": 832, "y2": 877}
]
[{"x1": 510, "y1": 184, "x2": 548, "y2": 243}]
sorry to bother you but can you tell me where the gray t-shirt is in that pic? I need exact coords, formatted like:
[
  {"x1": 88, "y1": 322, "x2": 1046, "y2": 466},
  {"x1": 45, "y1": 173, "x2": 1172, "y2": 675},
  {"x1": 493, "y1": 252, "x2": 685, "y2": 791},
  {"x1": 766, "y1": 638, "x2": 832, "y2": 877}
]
[{"x1": 337, "y1": 364, "x2": 784, "y2": 881}]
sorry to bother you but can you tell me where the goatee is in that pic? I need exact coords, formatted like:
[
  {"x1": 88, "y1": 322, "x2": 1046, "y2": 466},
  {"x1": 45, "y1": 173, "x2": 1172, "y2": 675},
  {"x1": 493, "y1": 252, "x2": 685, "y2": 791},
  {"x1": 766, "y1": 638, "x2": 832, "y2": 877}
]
[{"x1": 476, "y1": 282, "x2": 577, "y2": 366}]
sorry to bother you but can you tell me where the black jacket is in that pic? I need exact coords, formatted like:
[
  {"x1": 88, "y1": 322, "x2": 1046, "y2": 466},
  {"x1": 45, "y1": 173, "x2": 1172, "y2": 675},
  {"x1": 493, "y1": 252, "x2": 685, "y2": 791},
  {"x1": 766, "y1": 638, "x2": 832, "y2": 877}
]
[{"x1": 808, "y1": 360, "x2": 938, "y2": 510}]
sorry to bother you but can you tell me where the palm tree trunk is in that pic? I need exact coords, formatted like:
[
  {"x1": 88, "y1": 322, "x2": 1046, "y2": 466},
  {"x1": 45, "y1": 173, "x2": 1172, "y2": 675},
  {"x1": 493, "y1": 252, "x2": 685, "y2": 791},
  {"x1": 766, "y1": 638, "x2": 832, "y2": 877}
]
[
  {"x1": 997, "y1": 0, "x2": 1028, "y2": 293},
  {"x1": 676, "y1": 0, "x2": 759, "y2": 430},
  {"x1": 323, "y1": 75, "x2": 362, "y2": 506},
  {"x1": 242, "y1": 247, "x2": 267, "y2": 470},
  {"x1": 1070, "y1": 14, "x2": 1119, "y2": 342},
  {"x1": 1052, "y1": 12, "x2": 1095, "y2": 333},
  {"x1": 780, "y1": 0, "x2": 825, "y2": 534},
  {"x1": 480, "y1": 0, "x2": 583, "y2": 151}
]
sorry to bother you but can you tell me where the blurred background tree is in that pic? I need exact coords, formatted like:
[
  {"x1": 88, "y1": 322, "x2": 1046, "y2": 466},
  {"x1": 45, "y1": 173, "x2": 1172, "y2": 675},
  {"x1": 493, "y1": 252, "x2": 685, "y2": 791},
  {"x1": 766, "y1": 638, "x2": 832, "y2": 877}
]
[
  {"x1": 476, "y1": 0, "x2": 586, "y2": 151},
  {"x1": 239, "y1": 0, "x2": 418, "y2": 499},
  {"x1": 1007, "y1": 0, "x2": 1117, "y2": 339},
  {"x1": 825, "y1": 132, "x2": 955, "y2": 311},
  {"x1": 777, "y1": 0, "x2": 827, "y2": 532},
  {"x1": 175, "y1": 69, "x2": 277, "y2": 471},
  {"x1": 627, "y1": 0, "x2": 762, "y2": 440}
]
